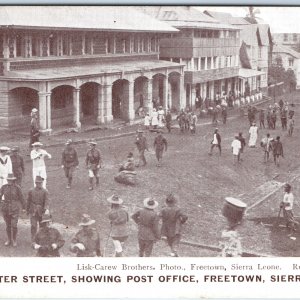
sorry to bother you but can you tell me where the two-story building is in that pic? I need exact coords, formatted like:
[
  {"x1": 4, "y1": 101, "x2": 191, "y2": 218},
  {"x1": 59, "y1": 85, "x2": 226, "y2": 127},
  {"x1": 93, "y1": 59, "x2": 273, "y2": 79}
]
[
  {"x1": 273, "y1": 44, "x2": 300, "y2": 89},
  {"x1": 137, "y1": 6, "x2": 242, "y2": 108},
  {"x1": 205, "y1": 11, "x2": 272, "y2": 95},
  {"x1": 0, "y1": 6, "x2": 184, "y2": 132}
]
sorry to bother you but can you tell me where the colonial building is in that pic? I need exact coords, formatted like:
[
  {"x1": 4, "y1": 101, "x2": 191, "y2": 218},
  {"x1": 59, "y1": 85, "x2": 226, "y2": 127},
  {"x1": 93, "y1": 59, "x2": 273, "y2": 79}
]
[
  {"x1": 273, "y1": 44, "x2": 300, "y2": 89},
  {"x1": 205, "y1": 11, "x2": 273, "y2": 94},
  {"x1": 137, "y1": 6, "x2": 242, "y2": 108},
  {"x1": 273, "y1": 33, "x2": 300, "y2": 48},
  {"x1": 0, "y1": 6, "x2": 184, "y2": 132}
]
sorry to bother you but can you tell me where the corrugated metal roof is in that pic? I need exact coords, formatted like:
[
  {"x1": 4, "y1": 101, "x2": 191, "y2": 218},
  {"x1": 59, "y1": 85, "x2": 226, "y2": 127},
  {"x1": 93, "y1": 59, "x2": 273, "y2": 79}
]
[
  {"x1": 239, "y1": 68, "x2": 265, "y2": 78},
  {"x1": 273, "y1": 44, "x2": 300, "y2": 59},
  {"x1": 135, "y1": 6, "x2": 239, "y2": 30},
  {"x1": 0, "y1": 6, "x2": 178, "y2": 32},
  {"x1": 204, "y1": 10, "x2": 250, "y2": 25}
]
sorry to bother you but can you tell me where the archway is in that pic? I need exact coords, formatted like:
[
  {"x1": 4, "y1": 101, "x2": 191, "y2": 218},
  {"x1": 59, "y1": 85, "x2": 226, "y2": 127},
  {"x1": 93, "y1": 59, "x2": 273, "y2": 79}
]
[
  {"x1": 112, "y1": 79, "x2": 129, "y2": 120},
  {"x1": 134, "y1": 76, "x2": 148, "y2": 116},
  {"x1": 80, "y1": 82, "x2": 99, "y2": 124},
  {"x1": 168, "y1": 72, "x2": 181, "y2": 111},
  {"x1": 152, "y1": 74, "x2": 165, "y2": 109},
  {"x1": 9, "y1": 87, "x2": 39, "y2": 129},
  {"x1": 51, "y1": 85, "x2": 73, "y2": 127}
]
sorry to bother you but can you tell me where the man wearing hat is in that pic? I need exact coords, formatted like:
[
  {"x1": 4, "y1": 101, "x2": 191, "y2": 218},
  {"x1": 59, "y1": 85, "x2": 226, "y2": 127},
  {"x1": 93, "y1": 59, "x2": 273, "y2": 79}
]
[
  {"x1": 159, "y1": 194, "x2": 188, "y2": 257},
  {"x1": 153, "y1": 130, "x2": 168, "y2": 167},
  {"x1": 135, "y1": 129, "x2": 148, "y2": 167},
  {"x1": 0, "y1": 173, "x2": 25, "y2": 247},
  {"x1": 10, "y1": 146, "x2": 25, "y2": 187},
  {"x1": 132, "y1": 198, "x2": 160, "y2": 257},
  {"x1": 280, "y1": 183, "x2": 298, "y2": 236},
  {"x1": 272, "y1": 136, "x2": 284, "y2": 166},
  {"x1": 33, "y1": 214, "x2": 65, "y2": 257},
  {"x1": 27, "y1": 175, "x2": 50, "y2": 242},
  {"x1": 0, "y1": 146, "x2": 12, "y2": 188},
  {"x1": 231, "y1": 135, "x2": 242, "y2": 165},
  {"x1": 107, "y1": 195, "x2": 129, "y2": 257},
  {"x1": 85, "y1": 139, "x2": 102, "y2": 190},
  {"x1": 209, "y1": 128, "x2": 221, "y2": 156},
  {"x1": 30, "y1": 108, "x2": 40, "y2": 148},
  {"x1": 31, "y1": 142, "x2": 51, "y2": 189},
  {"x1": 70, "y1": 214, "x2": 101, "y2": 257},
  {"x1": 61, "y1": 139, "x2": 79, "y2": 189}
]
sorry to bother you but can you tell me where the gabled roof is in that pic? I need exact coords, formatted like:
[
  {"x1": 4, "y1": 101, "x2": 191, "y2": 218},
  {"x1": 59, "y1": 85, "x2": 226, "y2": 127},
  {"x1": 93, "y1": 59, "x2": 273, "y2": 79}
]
[
  {"x1": 239, "y1": 24, "x2": 272, "y2": 47},
  {"x1": 0, "y1": 6, "x2": 178, "y2": 33},
  {"x1": 136, "y1": 6, "x2": 239, "y2": 30},
  {"x1": 204, "y1": 10, "x2": 250, "y2": 25},
  {"x1": 273, "y1": 44, "x2": 300, "y2": 59}
]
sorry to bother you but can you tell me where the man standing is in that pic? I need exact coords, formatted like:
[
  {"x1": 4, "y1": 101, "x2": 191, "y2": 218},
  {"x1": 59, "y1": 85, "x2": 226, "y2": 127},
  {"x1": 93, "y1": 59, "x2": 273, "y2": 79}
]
[
  {"x1": 10, "y1": 146, "x2": 25, "y2": 187},
  {"x1": 0, "y1": 146, "x2": 12, "y2": 188},
  {"x1": 209, "y1": 128, "x2": 221, "y2": 156},
  {"x1": 70, "y1": 214, "x2": 101, "y2": 257},
  {"x1": 30, "y1": 108, "x2": 40, "y2": 148},
  {"x1": 31, "y1": 142, "x2": 51, "y2": 189},
  {"x1": 85, "y1": 139, "x2": 102, "y2": 190},
  {"x1": 259, "y1": 109, "x2": 265, "y2": 129},
  {"x1": 280, "y1": 183, "x2": 298, "y2": 236},
  {"x1": 231, "y1": 136, "x2": 241, "y2": 165},
  {"x1": 237, "y1": 132, "x2": 246, "y2": 162},
  {"x1": 0, "y1": 173, "x2": 25, "y2": 247},
  {"x1": 190, "y1": 111, "x2": 198, "y2": 134},
  {"x1": 159, "y1": 194, "x2": 188, "y2": 257},
  {"x1": 272, "y1": 136, "x2": 284, "y2": 166},
  {"x1": 27, "y1": 176, "x2": 50, "y2": 242},
  {"x1": 153, "y1": 130, "x2": 168, "y2": 167},
  {"x1": 288, "y1": 117, "x2": 295, "y2": 137},
  {"x1": 33, "y1": 214, "x2": 65, "y2": 257},
  {"x1": 135, "y1": 130, "x2": 148, "y2": 167},
  {"x1": 61, "y1": 139, "x2": 79, "y2": 189},
  {"x1": 165, "y1": 110, "x2": 172, "y2": 133},
  {"x1": 132, "y1": 198, "x2": 160, "y2": 257},
  {"x1": 221, "y1": 106, "x2": 227, "y2": 125},
  {"x1": 261, "y1": 133, "x2": 273, "y2": 163}
]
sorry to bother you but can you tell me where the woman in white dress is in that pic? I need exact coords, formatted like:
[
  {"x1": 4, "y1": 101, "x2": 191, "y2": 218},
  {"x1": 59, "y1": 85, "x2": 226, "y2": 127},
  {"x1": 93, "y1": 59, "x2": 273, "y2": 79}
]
[
  {"x1": 248, "y1": 122, "x2": 258, "y2": 148},
  {"x1": 151, "y1": 108, "x2": 159, "y2": 129}
]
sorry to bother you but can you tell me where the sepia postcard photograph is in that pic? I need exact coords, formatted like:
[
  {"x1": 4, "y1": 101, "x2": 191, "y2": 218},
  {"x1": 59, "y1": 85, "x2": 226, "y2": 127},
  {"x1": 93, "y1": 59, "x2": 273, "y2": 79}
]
[{"x1": 0, "y1": 3, "x2": 299, "y2": 298}]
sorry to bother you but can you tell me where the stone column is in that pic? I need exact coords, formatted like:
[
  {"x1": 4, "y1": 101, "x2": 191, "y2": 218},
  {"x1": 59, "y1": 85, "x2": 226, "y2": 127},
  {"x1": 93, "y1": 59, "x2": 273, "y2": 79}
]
[
  {"x1": 163, "y1": 76, "x2": 169, "y2": 111},
  {"x1": 46, "y1": 92, "x2": 52, "y2": 132},
  {"x1": 73, "y1": 88, "x2": 81, "y2": 128},
  {"x1": 128, "y1": 81, "x2": 135, "y2": 123},
  {"x1": 38, "y1": 92, "x2": 47, "y2": 131},
  {"x1": 146, "y1": 78, "x2": 153, "y2": 114},
  {"x1": 179, "y1": 74, "x2": 185, "y2": 110},
  {"x1": 191, "y1": 84, "x2": 197, "y2": 108},
  {"x1": 96, "y1": 85, "x2": 104, "y2": 124},
  {"x1": 103, "y1": 84, "x2": 113, "y2": 123}
]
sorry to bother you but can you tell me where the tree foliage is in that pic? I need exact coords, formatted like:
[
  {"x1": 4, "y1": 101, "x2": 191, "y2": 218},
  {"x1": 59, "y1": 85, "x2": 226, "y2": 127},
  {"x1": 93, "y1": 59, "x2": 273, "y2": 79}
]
[{"x1": 268, "y1": 64, "x2": 297, "y2": 92}]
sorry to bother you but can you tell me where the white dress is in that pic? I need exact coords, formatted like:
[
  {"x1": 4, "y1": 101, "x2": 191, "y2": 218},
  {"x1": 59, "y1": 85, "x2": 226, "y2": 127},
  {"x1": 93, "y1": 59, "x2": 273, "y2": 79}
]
[
  {"x1": 248, "y1": 126, "x2": 258, "y2": 147},
  {"x1": 151, "y1": 111, "x2": 159, "y2": 127},
  {"x1": 0, "y1": 155, "x2": 12, "y2": 188}
]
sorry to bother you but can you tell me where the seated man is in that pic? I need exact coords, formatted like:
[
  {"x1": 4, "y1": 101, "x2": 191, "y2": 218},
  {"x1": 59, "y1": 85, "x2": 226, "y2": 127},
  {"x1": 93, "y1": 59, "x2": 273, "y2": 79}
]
[{"x1": 115, "y1": 152, "x2": 137, "y2": 186}]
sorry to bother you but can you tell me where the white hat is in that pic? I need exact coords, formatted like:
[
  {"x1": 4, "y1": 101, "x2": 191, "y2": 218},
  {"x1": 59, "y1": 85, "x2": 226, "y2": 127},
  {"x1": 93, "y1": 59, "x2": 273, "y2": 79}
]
[
  {"x1": 32, "y1": 142, "x2": 43, "y2": 147},
  {"x1": 0, "y1": 146, "x2": 10, "y2": 151},
  {"x1": 107, "y1": 194, "x2": 123, "y2": 205},
  {"x1": 32, "y1": 108, "x2": 38, "y2": 113},
  {"x1": 143, "y1": 198, "x2": 158, "y2": 209}
]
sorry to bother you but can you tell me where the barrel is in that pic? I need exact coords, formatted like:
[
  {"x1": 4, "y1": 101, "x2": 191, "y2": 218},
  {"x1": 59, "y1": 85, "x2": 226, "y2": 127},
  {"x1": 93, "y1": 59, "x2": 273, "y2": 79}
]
[{"x1": 222, "y1": 197, "x2": 247, "y2": 224}]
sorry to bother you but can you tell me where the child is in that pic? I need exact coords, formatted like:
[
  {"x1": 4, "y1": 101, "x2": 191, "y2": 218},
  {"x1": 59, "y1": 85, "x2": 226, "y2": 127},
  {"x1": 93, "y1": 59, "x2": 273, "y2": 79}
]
[{"x1": 144, "y1": 113, "x2": 151, "y2": 130}]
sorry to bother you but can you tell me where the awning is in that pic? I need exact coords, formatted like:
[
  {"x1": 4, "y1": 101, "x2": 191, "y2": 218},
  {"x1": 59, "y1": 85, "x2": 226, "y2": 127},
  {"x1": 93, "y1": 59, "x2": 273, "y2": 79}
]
[
  {"x1": 5, "y1": 59, "x2": 184, "y2": 81},
  {"x1": 238, "y1": 68, "x2": 265, "y2": 78}
]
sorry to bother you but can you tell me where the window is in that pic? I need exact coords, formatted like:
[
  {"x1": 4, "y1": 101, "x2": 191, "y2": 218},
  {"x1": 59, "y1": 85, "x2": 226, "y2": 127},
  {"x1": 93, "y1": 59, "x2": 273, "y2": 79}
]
[
  {"x1": 84, "y1": 35, "x2": 93, "y2": 54},
  {"x1": 194, "y1": 58, "x2": 199, "y2": 70},
  {"x1": 125, "y1": 36, "x2": 130, "y2": 53},
  {"x1": 62, "y1": 36, "x2": 70, "y2": 55},
  {"x1": 173, "y1": 58, "x2": 180, "y2": 63},
  {"x1": 134, "y1": 36, "x2": 139, "y2": 53},
  {"x1": 201, "y1": 30, "x2": 207, "y2": 38},
  {"x1": 49, "y1": 34, "x2": 57, "y2": 56},
  {"x1": 213, "y1": 31, "x2": 219, "y2": 38},
  {"x1": 201, "y1": 57, "x2": 205, "y2": 70},
  {"x1": 15, "y1": 34, "x2": 23, "y2": 57},
  {"x1": 31, "y1": 36, "x2": 39, "y2": 57},
  {"x1": 150, "y1": 37, "x2": 156, "y2": 52},
  {"x1": 207, "y1": 57, "x2": 211, "y2": 70},
  {"x1": 213, "y1": 56, "x2": 217, "y2": 69},
  {"x1": 218, "y1": 56, "x2": 222, "y2": 69},
  {"x1": 289, "y1": 58, "x2": 294, "y2": 67},
  {"x1": 293, "y1": 34, "x2": 297, "y2": 42},
  {"x1": 284, "y1": 34, "x2": 288, "y2": 42}
]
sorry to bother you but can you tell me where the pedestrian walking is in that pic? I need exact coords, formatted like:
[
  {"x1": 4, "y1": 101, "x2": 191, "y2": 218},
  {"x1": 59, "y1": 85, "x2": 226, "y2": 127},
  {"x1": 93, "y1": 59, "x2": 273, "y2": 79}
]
[
  {"x1": 86, "y1": 139, "x2": 102, "y2": 190},
  {"x1": 259, "y1": 109, "x2": 265, "y2": 129},
  {"x1": 0, "y1": 173, "x2": 25, "y2": 247},
  {"x1": 165, "y1": 110, "x2": 172, "y2": 133},
  {"x1": 153, "y1": 130, "x2": 168, "y2": 167},
  {"x1": 33, "y1": 214, "x2": 65, "y2": 257},
  {"x1": 209, "y1": 128, "x2": 221, "y2": 156},
  {"x1": 61, "y1": 139, "x2": 79, "y2": 189},
  {"x1": 280, "y1": 183, "x2": 298, "y2": 236},
  {"x1": 272, "y1": 136, "x2": 284, "y2": 166},
  {"x1": 0, "y1": 146, "x2": 12, "y2": 189},
  {"x1": 280, "y1": 109, "x2": 287, "y2": 130},
  {"x1": 221, "y1": 106, "x2": 227, "y2": 124},
  {"x1": 10, "y1": 146, "x2": 25, "y2": 187},
  {"x1": 70, "y1": 214, "x2": 101, "y2": 257},
  {"x1": 132, "y1": 198, "x2": 160, "y2": 257},
  {"x1": 135, "y1": 129, "x2": 148, "y2": 167},
  {"x1": 248, "y1": 122, "x2": 258, "y2": 148},
  {"x1": 159, "y1": 193, "x2": 188, "y2": 257},
  {"x1": 106, "y1": 195, "x2": 129, "y2": 257},
  {"x1": 30, "y1": 108, "x2": 40, "y2": 148},
  {"x1": 30, "y1": 142, "x2": 51, "y2": 189},
  {"x1": 237, "y1": 132, "x2": 246, "y2": 162},
  {"x1": 27, "y1": 175, "x2": 50, "y2": 242},
  {"x1": 231, "y1": 136, "x2": 242, "y2": 165},
  {"x1": 260, "y1": 133, "x2": 273, "y2": 163},
  {"x1": 288, "y1": 117, "x2": 295, "y2": 137}
]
